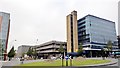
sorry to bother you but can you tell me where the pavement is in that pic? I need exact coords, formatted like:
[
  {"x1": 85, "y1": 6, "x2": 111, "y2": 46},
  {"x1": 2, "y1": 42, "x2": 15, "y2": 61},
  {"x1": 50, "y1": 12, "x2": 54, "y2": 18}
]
[
  {"x1": 2, "y1": 58, "x2": 46, "y2": 66},
  {"x1": 84, "y1": 57, "x2": 118, "y2": 67},
  {"x1": 0, "y1": 61, "x2": 2, "y2": 68},
  {"x1": 1, "y1": 57, "x2": 119, "y2": 68}
]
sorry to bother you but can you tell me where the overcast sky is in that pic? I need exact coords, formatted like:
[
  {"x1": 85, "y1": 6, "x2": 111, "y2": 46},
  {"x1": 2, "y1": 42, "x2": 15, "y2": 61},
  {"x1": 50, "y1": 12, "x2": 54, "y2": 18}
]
[{"x1": 0, "y1": 0, "x2": 119, "y2": 52}]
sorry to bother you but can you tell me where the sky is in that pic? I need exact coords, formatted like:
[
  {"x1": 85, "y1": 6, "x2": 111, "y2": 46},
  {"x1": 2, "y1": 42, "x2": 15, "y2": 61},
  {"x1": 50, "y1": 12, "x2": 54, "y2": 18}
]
[{"x1": 0, "y1": 0, "x2": 119, "y2": 52}]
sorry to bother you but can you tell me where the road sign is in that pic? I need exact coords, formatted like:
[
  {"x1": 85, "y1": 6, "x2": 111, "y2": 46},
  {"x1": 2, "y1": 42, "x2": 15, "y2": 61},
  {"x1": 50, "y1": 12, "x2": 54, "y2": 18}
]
[{"x1": 65, "y1": 56, "x2": 69, "y2": 60}]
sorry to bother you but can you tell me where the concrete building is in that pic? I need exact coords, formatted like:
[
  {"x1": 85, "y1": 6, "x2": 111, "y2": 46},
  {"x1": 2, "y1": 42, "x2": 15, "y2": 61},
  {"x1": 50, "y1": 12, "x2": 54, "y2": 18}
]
[
  {"x1": 17, "y1": 45, "x2": 34, "y2": 58},
  {"x1": 66, "y1": 10, "x2": 78, "y2": 53},
  {"x1": 66, "y1": 11, "x2": 118, "y2": 57},
  {"x1": 0, "y1": 12, "x2": 10, "y2": 61},
  {"x1": 36, "y1": 40, "x2": 66, "y2": 59}
]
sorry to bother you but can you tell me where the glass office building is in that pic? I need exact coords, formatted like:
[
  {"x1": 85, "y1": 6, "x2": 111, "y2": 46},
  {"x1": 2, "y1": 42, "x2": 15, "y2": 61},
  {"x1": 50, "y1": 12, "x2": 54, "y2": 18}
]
[
  {"x1": 0, "y1": 12, "x2": 10, "y2": 61},
  {"x1": 118, "y1": 36, "x2": 120, "y2": 49},
  {"x1": 78, "y1": 15, "x2": 118, "y2": 57}
]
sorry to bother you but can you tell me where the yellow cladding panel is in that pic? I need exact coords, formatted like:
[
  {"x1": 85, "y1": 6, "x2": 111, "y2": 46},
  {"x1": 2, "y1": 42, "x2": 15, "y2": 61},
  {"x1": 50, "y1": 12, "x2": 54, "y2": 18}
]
[
  {"x1": 66, "y1": 14, "x2": 71, "y2": 52},
  {"x1": 75, "y1": 49, "x2": 78, "y2": 52},
  {"x1": 66, "y1": 10, "x2": 78, "y2": 53},
  {"x1": 71, "y1": 11, "x2": 78, "y2": 52}
]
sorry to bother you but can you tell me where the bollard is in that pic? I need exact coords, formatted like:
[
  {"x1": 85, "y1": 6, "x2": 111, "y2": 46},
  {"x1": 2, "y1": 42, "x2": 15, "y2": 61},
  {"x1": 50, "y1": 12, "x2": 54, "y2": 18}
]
[{"x1": 66, "y1": 59, "x2": 68, "y2": 66}]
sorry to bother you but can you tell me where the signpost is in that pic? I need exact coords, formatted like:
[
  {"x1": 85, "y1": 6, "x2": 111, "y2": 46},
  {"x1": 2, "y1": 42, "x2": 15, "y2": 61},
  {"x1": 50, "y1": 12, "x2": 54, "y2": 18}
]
[{"x1": 65, "y1": 56, "x2": 69, "y2": 66}]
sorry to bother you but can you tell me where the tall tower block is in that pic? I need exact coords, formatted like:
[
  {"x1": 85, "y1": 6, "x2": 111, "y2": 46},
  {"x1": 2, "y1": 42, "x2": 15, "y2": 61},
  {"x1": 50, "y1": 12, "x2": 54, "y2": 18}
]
[{"x1": 66, "y1": 10, "x2": 78, "y2": 53}]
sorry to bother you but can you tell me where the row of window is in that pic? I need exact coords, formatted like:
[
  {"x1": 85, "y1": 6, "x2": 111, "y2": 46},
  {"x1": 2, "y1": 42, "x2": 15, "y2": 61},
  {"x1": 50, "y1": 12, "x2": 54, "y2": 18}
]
[
  {"x1": 88, "y1": 16, "x2": 115, "y2": 27},
  {"x1": 36, "y1": 43, "x2": 66, "y2": 48}
]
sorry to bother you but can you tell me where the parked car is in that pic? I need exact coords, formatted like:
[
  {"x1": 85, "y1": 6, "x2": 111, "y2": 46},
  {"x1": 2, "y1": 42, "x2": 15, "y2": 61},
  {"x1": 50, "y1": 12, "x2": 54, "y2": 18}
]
[
  {"x1": 51, "y1": 56, "x2": 57, "y2": 60},
  {"x1": 111, "y1": 52, "x2": 120, "y2": 58}
]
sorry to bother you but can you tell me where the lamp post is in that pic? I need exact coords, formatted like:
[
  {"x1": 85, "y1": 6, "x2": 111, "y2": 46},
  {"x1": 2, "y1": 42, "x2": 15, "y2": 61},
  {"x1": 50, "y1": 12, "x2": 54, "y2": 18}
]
[
  {"x1": 35, "y1": 39, "x2": 38, "y2": 59},
  {"x1": 36, "y1": 39, "x2": 38, "y2": 44}
]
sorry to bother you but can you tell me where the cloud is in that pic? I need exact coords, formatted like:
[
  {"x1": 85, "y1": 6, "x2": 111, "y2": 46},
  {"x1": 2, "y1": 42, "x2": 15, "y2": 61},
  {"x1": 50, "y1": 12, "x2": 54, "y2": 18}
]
[{"x1": 0, "y1": 0, "x2": 119, "y2": 52}]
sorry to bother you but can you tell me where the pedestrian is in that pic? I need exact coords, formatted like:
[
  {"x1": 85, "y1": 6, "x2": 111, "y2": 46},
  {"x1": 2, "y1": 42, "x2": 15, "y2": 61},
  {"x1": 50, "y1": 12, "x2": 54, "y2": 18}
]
[{"x1": 20, "y1": 57, "x2": 24, "y2": 64}]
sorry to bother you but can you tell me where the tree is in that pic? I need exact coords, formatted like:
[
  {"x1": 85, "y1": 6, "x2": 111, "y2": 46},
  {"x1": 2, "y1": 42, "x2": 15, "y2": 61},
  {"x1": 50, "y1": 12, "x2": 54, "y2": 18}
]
[
  {"x1": 77, "y1": 43, "x2": 83, "y2": 56},
  {"x1": 101, "y1": 48, "x2": 105, "y2": 60},
  {"x1": 32, "y1": 48, "x2": 37, "y2": 59},
  {"x1": 106, "y1": 40, "x2": 112, "y2": 52},
  {"x1": 58, "y1": 45, "x2": 64, "y2": 53},
  {"x1": 8, "y1": 46, "x2": 15, "y2": 60},
  {"x1": 27, "y1": 47, "x2": 33, "y2": 57},
  {"x1": 58, "y1": 45, "x2": 65, "y2": 66},
  {"x1": 0, "y1": 41, "x2": 2, "y2": 56}
]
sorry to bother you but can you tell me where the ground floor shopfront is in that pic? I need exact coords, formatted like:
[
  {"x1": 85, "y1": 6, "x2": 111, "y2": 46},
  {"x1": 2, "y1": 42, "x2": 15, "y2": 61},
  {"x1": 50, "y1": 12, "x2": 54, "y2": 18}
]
[
  {"x1": 67, "y1": 50, "x2": 110, "y2": 58},
  {"x1": 37, "y1": 50, "x2": 119, "y2": 59}
]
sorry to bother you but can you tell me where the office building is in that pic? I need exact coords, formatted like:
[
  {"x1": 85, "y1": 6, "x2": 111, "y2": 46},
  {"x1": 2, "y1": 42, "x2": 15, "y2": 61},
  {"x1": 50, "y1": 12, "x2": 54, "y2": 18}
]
[
  {"x1": 0, "y1": 12, "x2": 10, "y2": 61},
  {"x1": 17, "y1": 45, "x2": 34, "y2": 58},
  {"x1": 118, "y1": 36, "x2": 120, "y2": 49},
  {"x1": 66, "y1": 11, "x2": 118, "y2": 57},
  {"x1": 78, "y1": 14, "x2": 118, "y2": 57},
  {"x1": 36, "y1": 40, "x2": 66, "y2": 59},
  {"x1": 66, "y1": 10, "x2": 78, "y2": 53}
]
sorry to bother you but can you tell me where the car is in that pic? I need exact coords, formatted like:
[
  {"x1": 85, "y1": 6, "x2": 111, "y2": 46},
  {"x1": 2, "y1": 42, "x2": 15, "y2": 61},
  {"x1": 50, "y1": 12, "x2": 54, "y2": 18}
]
[
  {"x1": 111, "y1": 52, "x2": 120, "y2": 58},
  {"x1": 51, "y1": 56, "x2": 57, "y2": 60}
]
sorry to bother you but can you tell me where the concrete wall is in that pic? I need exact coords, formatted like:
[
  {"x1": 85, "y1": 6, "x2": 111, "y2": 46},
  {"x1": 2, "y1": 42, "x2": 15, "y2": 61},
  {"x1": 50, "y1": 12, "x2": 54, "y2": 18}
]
[{"x1": 66, "y1": 11, "x2": 78, "y2": 53}]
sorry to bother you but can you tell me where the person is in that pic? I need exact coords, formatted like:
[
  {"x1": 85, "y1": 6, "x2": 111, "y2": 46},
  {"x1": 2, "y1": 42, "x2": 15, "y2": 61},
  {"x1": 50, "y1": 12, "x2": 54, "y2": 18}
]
[{"x1": 20, "y1": 57, "x2": 24, "y2": 64}]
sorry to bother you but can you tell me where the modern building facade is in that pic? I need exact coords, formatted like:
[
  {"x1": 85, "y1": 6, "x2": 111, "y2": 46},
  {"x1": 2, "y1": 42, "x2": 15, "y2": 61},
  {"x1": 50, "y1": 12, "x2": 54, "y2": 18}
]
[
  {"x1": 78, "y1": 14, "x2": 118, "y2": 57},
  {"x1": 118, "y1": 36, "x2": 120, "y2": 49},
  {"x1": 36, "y1": 40, "x2": 66, "y2": 59},
  {"x1": 17, "y1": 45, "x2": 34, "y2": 58},
  {"x1": 66, "y1": 11, "x2": 118, "y2": 57},
  {"x1": 0, "y1": 12, "x2": 10, "y2": 61},
  {"x1": 66, "y1": 10, "x2": 78, "y2": 53}
]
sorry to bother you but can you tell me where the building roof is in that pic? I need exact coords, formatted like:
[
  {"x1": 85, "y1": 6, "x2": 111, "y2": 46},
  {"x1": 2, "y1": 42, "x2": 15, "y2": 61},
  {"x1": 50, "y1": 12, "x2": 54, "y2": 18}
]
[
  {"x1": 35, "y1": 40, "x2": 66, "y2": 47},
  {"x1": 0, "y1": 11, "x2": 10, "y2": 15},
  {"x1": 18, "y1": 45, "x2": 34, "y2": 48},
  {"x1": 78, "y1": 14, "x2": 115, "y2": 23}
]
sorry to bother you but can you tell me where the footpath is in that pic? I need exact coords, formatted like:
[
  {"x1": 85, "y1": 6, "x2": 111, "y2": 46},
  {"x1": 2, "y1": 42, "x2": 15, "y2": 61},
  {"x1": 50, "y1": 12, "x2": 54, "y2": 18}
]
[{"x1": 82, "y1": 57, "x2": 118, "y2": 67}]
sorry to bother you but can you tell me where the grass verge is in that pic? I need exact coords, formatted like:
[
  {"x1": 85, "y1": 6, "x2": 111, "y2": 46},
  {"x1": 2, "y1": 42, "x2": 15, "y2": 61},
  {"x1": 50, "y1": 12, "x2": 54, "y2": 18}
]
[{"x1": 18, "y1": 59, "x2": 111, "y2": 66}]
